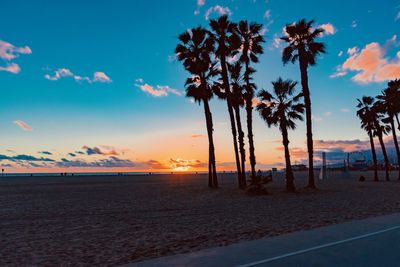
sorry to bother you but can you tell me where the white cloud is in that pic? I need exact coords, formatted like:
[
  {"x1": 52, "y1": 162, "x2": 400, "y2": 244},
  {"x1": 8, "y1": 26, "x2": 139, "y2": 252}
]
[
  {"x1": 205, "y1": 5, "x2": 232, "y2": 20},
  {"x1": 263, "y1": 10, "x2": 271, "y2": 19},
  {"x1": 0, "y1": 40, "x2": 31, "y2": 74},
  {"x1": 340, "y1": 108, "x2": 350, "y2": 113},
  {"x1": 45, "y1": 68, "x2": 112, "y2": 83},
  {"x1": 351, "y1": 20, "x2": 358, "y2": 28},
  {"x1": 0, "y1": 63, "x2": 21, "y2": 74},
  {"x1": 396, "y1": 10, "x2": 400, "y2": 21},
  {"x1": 324, "y1": 111, "x2": 332, "y2": 116},
  {"x1": 338, "y1": 51, "x2": 343, "y2": 57},
  {"x1": 93, "y1": 71, "x2": 112, "y2": 83},
  {"x1": 134, "y1": 79, "x2": 182, "y2": 97}
]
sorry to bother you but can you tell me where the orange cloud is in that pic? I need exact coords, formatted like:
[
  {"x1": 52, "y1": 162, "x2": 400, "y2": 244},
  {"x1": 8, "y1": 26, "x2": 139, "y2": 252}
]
[
  {"x1": 319, "y1": 23, "x2": 336, "y2": 35},
  {"x1": 332, "y1": 35, "x2": 400, "y2": 83}
]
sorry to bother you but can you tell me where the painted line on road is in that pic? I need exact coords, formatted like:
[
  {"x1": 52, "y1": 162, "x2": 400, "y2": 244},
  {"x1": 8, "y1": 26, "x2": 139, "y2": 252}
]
[{"x1": 238, "y1": 225, "x2": 400, "y2": 267}]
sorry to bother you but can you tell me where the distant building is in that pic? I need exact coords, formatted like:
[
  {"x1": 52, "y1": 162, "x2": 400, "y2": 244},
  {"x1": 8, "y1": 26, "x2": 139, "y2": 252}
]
[{"x1": 292, "y1": 164, "x2": 307, "y2": 171}]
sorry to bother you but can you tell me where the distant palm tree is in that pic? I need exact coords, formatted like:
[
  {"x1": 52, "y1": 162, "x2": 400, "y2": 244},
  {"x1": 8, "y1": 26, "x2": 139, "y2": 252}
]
[
  {"x1": 210, "y1": 15, "x2": 244, "y2": 188},
  {"x1": 235, "y1": 20, "x2": 265, "y2": 180},
  {"x1": 257, "y1": 78, "x2": 305, "y2": 192},
  {"x1": 372, "y1": 101, "x2": 391, "y2": 181},
  {"x1": 377, "y1": 85, "x2": 400, "y2": 179},
  {"x1": 175, "y1": 27, "x2": 218, "y2": 188},
  {"x1": 281, "y1": 19, "x2": 326, "y2": 189},
  {"x1": 356, "y1": 96, "x2": 379, "y2": 181}
]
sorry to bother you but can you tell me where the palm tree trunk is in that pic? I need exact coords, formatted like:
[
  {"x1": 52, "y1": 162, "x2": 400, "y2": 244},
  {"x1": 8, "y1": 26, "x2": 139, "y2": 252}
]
[
  {"x1": 244, "y1": 61, "x2": 257, "y2": 180},
  {"x1": 203, "y1": 95, "x2": 218, "y2": 188},
  {"x1": 220, "y1": 57, "x2": 242, "y2": 187},
  {"x1": 377, "y1": 131, "x2": 390, "y2": 181},
  {"x1": 234, "y1": 104, "x2": 246, "y2": 189},
  {"x1": 281, "y1": 124, "x2": 295, "y2": 192},
  {"x1": 389, "y1": 118, "x2": 400, "y2": 180},
  {"x1": 299, "y1": 56, "x2": 315, "y2": 189},
  {"x1": 368, "y1": 130, "x2": 379, "y2": 181}
]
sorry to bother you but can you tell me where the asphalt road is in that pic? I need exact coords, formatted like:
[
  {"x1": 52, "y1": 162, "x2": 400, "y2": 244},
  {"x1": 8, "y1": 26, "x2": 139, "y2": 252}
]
[{"x1": 127, "y1": 213, "x2": 400, "y2": 267}]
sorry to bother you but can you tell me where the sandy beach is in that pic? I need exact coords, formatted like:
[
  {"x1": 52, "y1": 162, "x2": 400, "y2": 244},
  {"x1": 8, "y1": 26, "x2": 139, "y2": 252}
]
[{"x1": 2, "y1": 171, "x2": 400, "y2": 266}]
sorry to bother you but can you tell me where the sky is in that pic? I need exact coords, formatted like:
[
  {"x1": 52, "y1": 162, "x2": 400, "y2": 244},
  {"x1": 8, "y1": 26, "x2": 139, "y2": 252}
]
[{"x1": 1, "y1": 0, "x2": 400, "y2": 173}]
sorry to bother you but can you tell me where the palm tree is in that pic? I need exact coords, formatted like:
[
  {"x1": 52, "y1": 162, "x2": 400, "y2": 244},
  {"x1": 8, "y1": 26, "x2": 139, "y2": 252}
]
[
  {"x1": 212, "y1": 62, "x2": 247, "y2": 188},
  {"x1": 175, "y1": 27, "x2": 218, "y2": 188},
  {"x1": 356, "y1": 96, "x2": 379, "y2": 181},
  {"x1": 235, "y1": 20, "x2": 265, "y2": 180},
  {"x1": 209, "y1": 15, "x2": 243, "y2": 188},
  {"x1": 280, "y1": 19, "x2": 326, "y2": 189},
  {"x1": 372, "y1": 101, "x2": 391, "y2": 181},
  {"x1": 229, "y1": 62, "x2": 247, "y2": 187},
  {"x1": 387, "y1": 79, "x2": 400, "y2": 130},
  {"x1": 377, "y1": 85, "x2": 400, "y2": 179},
  {"x1": 257, "y1": 78, "x2": 304, "y2": 192}
]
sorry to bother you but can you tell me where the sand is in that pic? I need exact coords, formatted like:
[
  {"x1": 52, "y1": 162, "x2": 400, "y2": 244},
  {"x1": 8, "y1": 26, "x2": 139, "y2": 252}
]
[{"x1": 1, "y1": 171, "x2": 400, "y2": 266}]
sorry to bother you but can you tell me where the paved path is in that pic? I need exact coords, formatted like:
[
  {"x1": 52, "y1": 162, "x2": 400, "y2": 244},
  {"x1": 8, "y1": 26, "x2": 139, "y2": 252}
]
[{"x1": 126, "y1": 213, "x2": 400, "y2": 267}]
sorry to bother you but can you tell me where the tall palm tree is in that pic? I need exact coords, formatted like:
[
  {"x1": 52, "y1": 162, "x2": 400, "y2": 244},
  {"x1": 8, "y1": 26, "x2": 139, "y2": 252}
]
[
  {"x1": 356, "y1": 96, "x2": 379, "y2": 181},
  {"x1": 212, "y1": 62, "x2": 247, "y2": 188},
  {"x1": 175, "y1": 27, "x2": 218, "y2": 188},
  {"x1": 235, "y1": 20, "x2": 265, "y2": 180},
  {"x1": 257, "y1": 78, "x2": 304, "y2": 192},
  {"x1": 229, "y1": 62, "x2": 247, "y2": 187},
  {"x1": 372, "y1": 102, "x2": 391, "y2": 181},
  {"x1": 387, "y1": 79, "x2": 400, "y2": 130},
  {"x1": 280, "y1": 19, "x2": 326, "y2": 189},
  {"x1": 377, "y1": 86, "x2": 400, "y2": 179},
  {"x1": 210, "y1": 15, "x2": 243, "y2": 188}
]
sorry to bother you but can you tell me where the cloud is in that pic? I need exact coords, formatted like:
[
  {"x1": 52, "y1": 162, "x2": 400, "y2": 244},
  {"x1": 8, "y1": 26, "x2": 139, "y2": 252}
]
[
  {"x1": 191, "y1": 134, "x2": 205, "y2": 138},
  {"x1": 82, "y1": 145, "x2": 118, "y2": 156},
  {"x1": 39, "y1": 151, "x2": 53, "y2": 155},
  {"x1": 263, "y1": 10, "x2": 271, "y2": 19},
  {"x1": 319, "y1": 23, "x2": 336, "y2": 36},
  {"x1": 169, "y1": 158, "x2": 207, "y2": 170},
  {"x1": 340, "y1": 108, "x2": 350, "y2": 113},
  {"x1": 205, "y1": 5, "x2": 232, "y2": 20},
  {"x1": 145, "y1": 160, "x2": 170, "y2": 170},
  {"x1": 45, "y1": 68, "x2": 112, "y2": 83},
  {"x1": 14, "y1": 120, "x2": 32, "y2": 131},
  {"x1": 331, "y1": 35, "x2": 400, "y2": 83},
  {"x1": 351, "y1": 20, "x2": 358, "y2": 28},
  {"x1": 93, "y1": 72, "x2": 112, "y2": 83},
  {"x1": 396, "y1": 10, "x2": 400, "y2": 21},
  {"x1": 312, "y1": 115, "x2": 323, "y2": 122},
  {"x1": 56, "y1": 156, "x2": 135, "y2": 168},
  {"x1": 0, "y1": 40, "x2": 31, "y2": 74},
  {"x1": 0, "y1": 63, "x2": 21, "y2": 74},
  {"x1": 338, "y1": 51, "x2": 343, "y2": 57},
  {"x1": 324, "y1": 111, "x2": 332, "y2": 116},
  {"x1": 0, "y1": 154, "x2": 54, "y2": 162},
  {"x1": 0, "y1": 40, "x2": 31, "y2": 60},
  {"x1": 134, "y1": 80, "x2": 182, "y2": 97}
]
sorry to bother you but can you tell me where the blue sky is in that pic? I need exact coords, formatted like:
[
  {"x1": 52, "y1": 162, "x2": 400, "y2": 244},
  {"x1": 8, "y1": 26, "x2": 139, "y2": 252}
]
[{"x1": 1, "y1": 0, "x2": 399, "y2": 172}]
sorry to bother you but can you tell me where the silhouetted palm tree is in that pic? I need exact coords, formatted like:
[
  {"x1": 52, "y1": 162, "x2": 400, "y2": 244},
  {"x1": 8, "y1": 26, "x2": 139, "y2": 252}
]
[
  {"x1": 387, "y1": 79, "x2": 400, "y2": 131},
  {"x1": 175, "y1": 27, "x2": 218, "y2": 188},
  {"x1": 372, "y1": 101, "x2": 391, "y2": 181},
  {"x1": 235, "y1": 20, "x2": 265, "y2": 180},
  {"x1": 210, "y1": 15, "x2": 243, "y2": 188},
  {"x1": 281, "y1": 19, "x2": 326, "y2": 189},
  {"x1": 229, "y1": 62, "x2": 247, "y2": 187},
  {"x1": 377, "y1": 85, "x2": 400, "y2": 179},
  {"x1": 356, "y1": 96, "x2": 379, "y2": 181},
  {"x1": 257, "y1": 78, "x2": 304, "y2": 192},
  {"x1": 212, "y1": 62, "x2": 247, "y2": 188}
]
